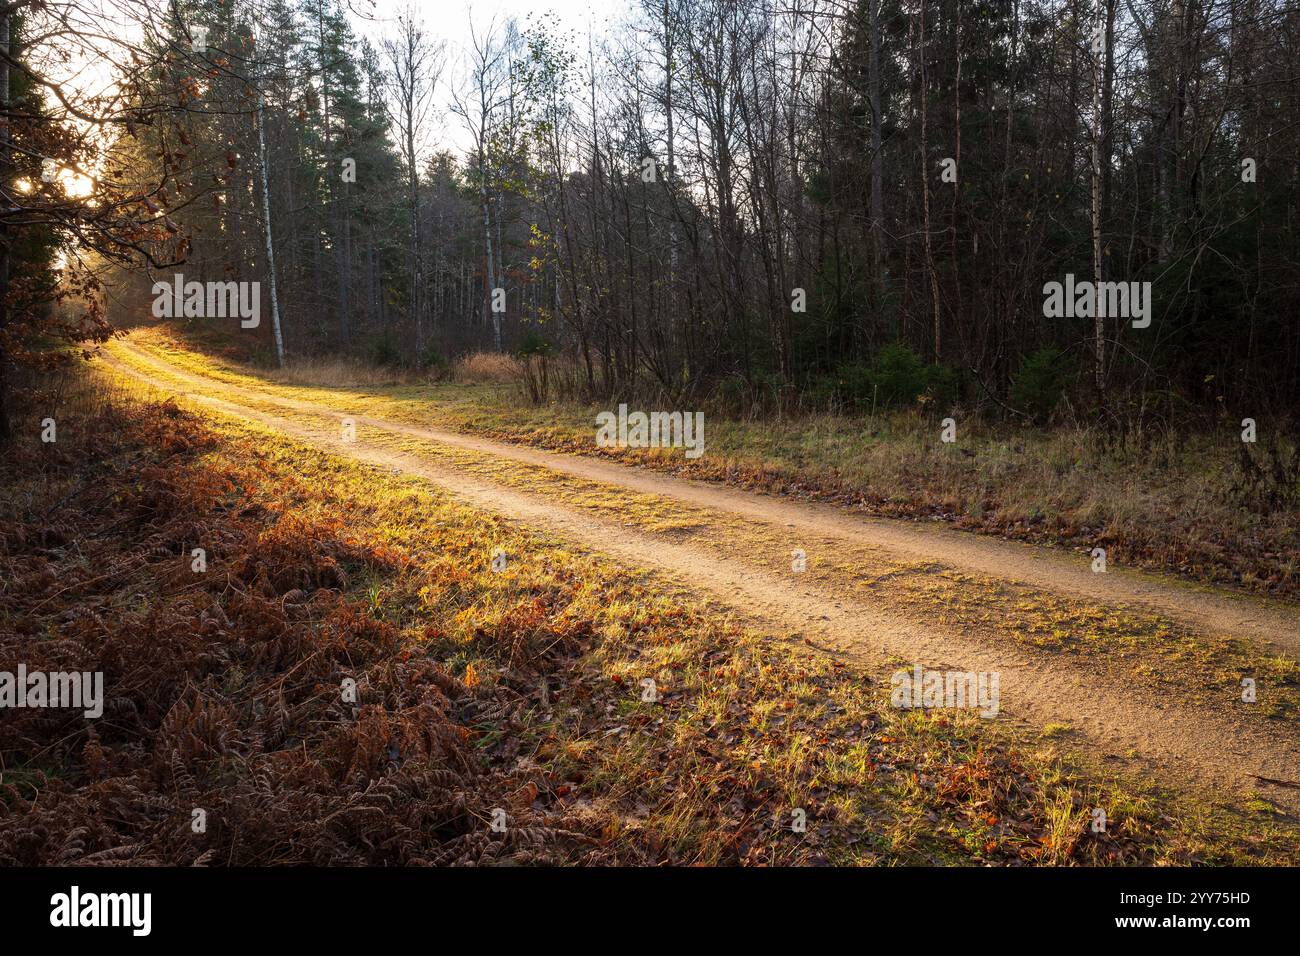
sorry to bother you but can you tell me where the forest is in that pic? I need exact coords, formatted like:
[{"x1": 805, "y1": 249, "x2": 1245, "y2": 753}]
[{"x1": 5, "y1": 0, "x2": 1300, "y2": 438}]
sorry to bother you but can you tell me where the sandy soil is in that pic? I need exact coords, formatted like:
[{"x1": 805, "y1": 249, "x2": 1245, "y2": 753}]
[{"x1": 101, "y1": 339, "x2": 1300, "y2": 808}]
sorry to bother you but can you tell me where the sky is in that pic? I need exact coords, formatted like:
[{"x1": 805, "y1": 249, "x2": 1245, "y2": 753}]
[
  {"x1": 39, "y1": 0, "x2": 634, "y2": 180},
  {"x1": 358, "y1": 0, "x2": 628, "y2": 45},
  {"x1": 356, "y1": 0, "x2": 630, "y2": 155}
]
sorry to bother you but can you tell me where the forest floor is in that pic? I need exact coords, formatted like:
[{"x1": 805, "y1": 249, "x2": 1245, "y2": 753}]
[
  {"x1": 97, "y1": 330, "x2": 1300, "y2": 787},
  {"x1": 3, "y1": 326, "x2": 1296, "y2": 864}
]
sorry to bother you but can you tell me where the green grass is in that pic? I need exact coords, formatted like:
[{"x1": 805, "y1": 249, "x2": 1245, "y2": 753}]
[
  {"x1": 102, "y1": 331, "x2": 1300, "y2": 725},
  {"x1": 74, "y1": 357, "x2": 1300, "y2": 865},
  {"x1": 123, "y1": 323, "x2": 1300, "y2": 601}
]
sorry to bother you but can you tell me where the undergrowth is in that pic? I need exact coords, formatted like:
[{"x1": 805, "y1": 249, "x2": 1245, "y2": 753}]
[{"x1": 3, "y1": 371, "x2": 1295, "y2": 865}]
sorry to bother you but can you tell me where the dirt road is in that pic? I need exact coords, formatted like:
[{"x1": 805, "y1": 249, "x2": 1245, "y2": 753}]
[{"x1": 100, "y1": 337, "x2": 1300, "y2": 807}]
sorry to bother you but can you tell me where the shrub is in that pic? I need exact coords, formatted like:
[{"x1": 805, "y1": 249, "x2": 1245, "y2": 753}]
[
  {"x1": 806, "y1": 345, "x2": 957, "y2": 412},
  {"x1": 1012, "y1": 347, "x2": 1073, "y2": 423},
  {"x1": 419, "y1": 345, "x2": 447, "y2": 372},
  {"x1": 455, "y1": 351, "x2": 522, "y2": 383},
  {"x1": 802, "y1": 372, "x2": 842, "y2": 413},
  {"x1": 831, "y1": 361, "x2": 877, "y2": 409},
  {"x1": 713, "y1": 374, "x2": 749, "y2": 415},
  {"x1": 866, "y1": 342, "x2": 929, "y2": 408},
  {"x1": 922, "y1": 361, "x2": 960, "y2": 411},
  {"x1": 516, "y1": 329, "x2": 554, "y2": 358},
  {"x1": 368, "y1": 335, "x2": 401, "y2": 368}
]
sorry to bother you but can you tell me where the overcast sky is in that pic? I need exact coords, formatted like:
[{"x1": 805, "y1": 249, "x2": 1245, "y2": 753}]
[
  {"x1": 358, "y1": 0, "x2": 628, "y2": 44},
  {"x1": 354, "y1": 0, "x2": 630, "y2": 155},
  {"x1": 50, "y1": 0, "x2": 634, "y2": 175}
]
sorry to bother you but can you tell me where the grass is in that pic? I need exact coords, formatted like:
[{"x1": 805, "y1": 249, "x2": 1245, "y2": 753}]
[
  {"x1": 98, "y1": 335, "x2": 1300, "y2": 725},
  {"x1": 123, "y1": 322, "x2": 1300, "y2": 600},
  {"x1": 3, "y1": 357, "x2": 1293, "y2": 864},
  {"x1": 265, "y1": 355, "x2": 425, "y2": 388}
]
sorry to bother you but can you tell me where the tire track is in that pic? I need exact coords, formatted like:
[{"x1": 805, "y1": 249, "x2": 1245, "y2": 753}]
[
  {"x1": 100, "y1": 344, "x2": 1300, "y2": 807},
  {"x1": 110, "y1": 336, "x2": 1300, "y2": 656}
]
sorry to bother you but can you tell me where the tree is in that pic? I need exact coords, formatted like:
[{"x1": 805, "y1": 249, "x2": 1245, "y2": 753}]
[
  {"x1": 383, "y1": 6, "x2": 443, "y2": 355},
  {"x1": 0, "y1": 0, "x2": 217, "y2": 445}
]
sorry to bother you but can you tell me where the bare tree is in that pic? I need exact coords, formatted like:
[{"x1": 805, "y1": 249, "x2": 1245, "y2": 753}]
[
  {"x1": 450, "y1": 13, "x2": 509, "y2": 351},
  {"x1": 383, "y1": 5, "x2": 444, "y2": 355},
  {"x1": 0, "y1": 0, "x2": 242, "y2": 442}
]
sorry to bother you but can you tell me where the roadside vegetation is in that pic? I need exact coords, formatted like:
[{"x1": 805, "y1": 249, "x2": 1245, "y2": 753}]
[
  {"x1": 125, "y1": 323, "x2": 1300, "y2": 603},
  {"x1": 3, "y1": 0, "x2": 1297, "y2": 877},
  {"x1": 4, "y1": 367, "x2": 1296, "y2": 865},
  {"x1": 101, "y1": 329, "x2": 1300, "y2": 728}
]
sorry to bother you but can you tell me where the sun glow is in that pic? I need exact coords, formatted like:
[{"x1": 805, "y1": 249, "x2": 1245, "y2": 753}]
[{"x1": 59, "y1": 169, "x2": 96, "y2": 198}]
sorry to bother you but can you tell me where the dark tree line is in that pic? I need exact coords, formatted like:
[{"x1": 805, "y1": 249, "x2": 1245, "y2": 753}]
[{"x1": 7, "y1": 0, "x2": 1300, "y2": 431}]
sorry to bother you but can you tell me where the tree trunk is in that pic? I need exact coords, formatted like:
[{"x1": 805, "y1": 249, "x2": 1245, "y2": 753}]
[
  {"x1": 481, "y1": 162, "x2": 499, "y2": 351},
  {"x1": 918, "y1": 0, "x2": 941, "y2": 362},
  {"x1": 0, "y1": 13, "x2": 10, "y2": 447},
  {"x1": 256, "y1": 70, "x2": 286, "y2": 366},
  {"x1": 1090, "y1": 0, "x2": 1106, "y2": 391},
  {"x1": 867, "y1": 0, "x2": 884, "y2": 311}
]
